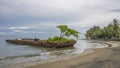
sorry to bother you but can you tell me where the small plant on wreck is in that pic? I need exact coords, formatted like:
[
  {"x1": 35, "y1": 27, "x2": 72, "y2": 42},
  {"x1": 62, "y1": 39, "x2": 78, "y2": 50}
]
[
  {"x1": 47, "y1": 36, "x2": 74, "y2": 42},
  {"x1": 47, "y1": 25, "x2": 80, "y2": 42}
]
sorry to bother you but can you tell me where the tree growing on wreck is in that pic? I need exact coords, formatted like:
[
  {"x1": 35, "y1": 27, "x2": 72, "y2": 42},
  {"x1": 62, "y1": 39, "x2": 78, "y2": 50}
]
[
  {"x1": 47, "y1": 25, "x2": 80, "y2": 42},
  {"x1": 57, "y1": 25, "x2": 79, "y2": 39}
]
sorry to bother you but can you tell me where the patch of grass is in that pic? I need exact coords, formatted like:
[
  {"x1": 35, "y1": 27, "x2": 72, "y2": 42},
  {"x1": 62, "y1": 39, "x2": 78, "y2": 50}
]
[{"x1": 47, "y1": 36, "x2": 75, "y2": 42}]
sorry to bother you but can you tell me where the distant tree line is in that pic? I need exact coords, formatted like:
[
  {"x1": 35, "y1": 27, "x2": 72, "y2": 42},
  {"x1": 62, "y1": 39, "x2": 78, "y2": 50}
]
[{"x1": 85, "y1": 19, "x2": 120, "y2": 40}]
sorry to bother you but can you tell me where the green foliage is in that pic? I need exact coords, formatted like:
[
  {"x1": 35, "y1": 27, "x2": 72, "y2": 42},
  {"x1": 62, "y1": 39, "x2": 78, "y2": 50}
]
[
  {"x1": 57, "y1": 25, "x2": 68, "y2": 38},
  {"x1": 85, "y1": 19, "x2": 120, "y2": 40},
  {"x1": 57, "y1": 25, "x2": 79, "y2": 38},
  {"x1": 47, "y1": 36, "x2": 74, "y2": 42},
  {"x1": 86, "y1": 26, "x2": 102, "y2": 39},
  {"x1": 47, "y1": 25, "x2": 78, "y2": 42}
]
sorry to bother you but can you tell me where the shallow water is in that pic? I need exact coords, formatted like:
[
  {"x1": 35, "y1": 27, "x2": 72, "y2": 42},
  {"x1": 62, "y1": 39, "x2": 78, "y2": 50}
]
[{"x1": 0, "y1": 35, "x2": 109, "y2": 66}]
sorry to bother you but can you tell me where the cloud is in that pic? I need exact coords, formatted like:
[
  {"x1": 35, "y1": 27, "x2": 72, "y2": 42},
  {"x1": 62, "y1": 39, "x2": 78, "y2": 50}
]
[
  {"x1": 9, "y1": 27, "x2": 30, "y2": 30},
  {"x1": 0, "y1": 0, "x2": 120, "y2": 37},
  {"x1": 12, "y1": 30, "x2": 28, "y2": 33}
]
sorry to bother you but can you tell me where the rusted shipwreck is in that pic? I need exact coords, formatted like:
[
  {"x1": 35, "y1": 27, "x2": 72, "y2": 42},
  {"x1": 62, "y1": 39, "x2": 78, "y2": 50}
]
[{"x1": 6, "y1": 38, "x2": 76, "y2": 48}]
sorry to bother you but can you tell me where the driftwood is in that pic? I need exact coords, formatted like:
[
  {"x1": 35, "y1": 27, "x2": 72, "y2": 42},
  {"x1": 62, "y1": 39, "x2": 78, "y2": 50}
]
[{"x1": 6, "y1": 39, "x2": 76, "y2": 48}]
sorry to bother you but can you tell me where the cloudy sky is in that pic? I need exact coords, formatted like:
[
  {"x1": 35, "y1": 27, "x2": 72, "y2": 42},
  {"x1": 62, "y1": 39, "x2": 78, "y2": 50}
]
[{"x1": 0, "y1": 0, "x2": 120, "y2": 38}]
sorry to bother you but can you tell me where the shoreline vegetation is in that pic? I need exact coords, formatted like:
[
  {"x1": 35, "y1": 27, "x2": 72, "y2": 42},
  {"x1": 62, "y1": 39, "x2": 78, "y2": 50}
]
[
  {"x1": 6, "y1": 25, "x2": 79, "y2": 48},
  {"x1": 86, "y1": 19, "x2": 120, "y2": 41}
]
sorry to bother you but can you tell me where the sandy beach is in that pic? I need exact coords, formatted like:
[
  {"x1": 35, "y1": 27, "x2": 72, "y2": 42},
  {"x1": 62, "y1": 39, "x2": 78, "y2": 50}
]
[
  {"x1": 2, "y1": 41, "x2": 120, "y2": 68},
  {"x1": 24, "y1": 41, "x2": 120, "y2": 68}
]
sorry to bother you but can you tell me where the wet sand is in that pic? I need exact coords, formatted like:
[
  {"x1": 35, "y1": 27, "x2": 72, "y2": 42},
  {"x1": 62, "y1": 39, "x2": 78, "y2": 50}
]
[{"x1": 25, "y1": 41, "x2": 120, "y2": 68}]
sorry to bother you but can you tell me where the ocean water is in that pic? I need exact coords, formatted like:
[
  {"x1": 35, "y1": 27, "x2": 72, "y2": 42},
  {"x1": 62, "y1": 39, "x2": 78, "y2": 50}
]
[{"x1": 0, "y1": 35, "x2": 109, "y2": 66}]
